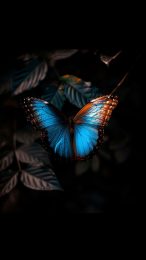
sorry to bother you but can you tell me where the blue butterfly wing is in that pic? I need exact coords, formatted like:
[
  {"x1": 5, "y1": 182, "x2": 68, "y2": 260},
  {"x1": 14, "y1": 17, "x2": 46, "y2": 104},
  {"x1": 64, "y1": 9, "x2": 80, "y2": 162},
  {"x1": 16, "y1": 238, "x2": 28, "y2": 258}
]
[
  {"x1": 73, "y1": 96, "x2": 118, "y2": 158},
  {"x1": 24, "y1": 96, "x2": 118, "y2": 160},
  {"x1": 23, "y1": 97, "x2": 73, "y2": 158}
]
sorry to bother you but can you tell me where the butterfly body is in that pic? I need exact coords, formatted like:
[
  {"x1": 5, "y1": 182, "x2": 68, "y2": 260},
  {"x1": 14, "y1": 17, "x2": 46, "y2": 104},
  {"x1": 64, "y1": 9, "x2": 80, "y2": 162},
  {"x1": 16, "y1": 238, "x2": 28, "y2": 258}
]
[{"x1": 23, "y1": 96, "x2": 118, "y2": 160}]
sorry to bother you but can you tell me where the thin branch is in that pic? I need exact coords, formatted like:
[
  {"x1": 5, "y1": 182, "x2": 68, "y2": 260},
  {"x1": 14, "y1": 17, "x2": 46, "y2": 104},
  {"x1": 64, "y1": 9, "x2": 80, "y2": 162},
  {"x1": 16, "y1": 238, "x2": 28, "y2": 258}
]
[
  {"x1": 109, "y1": 72, "x2": 129, "y2": 96},
  {"x1": 109, "y1": 51, "x2": 144, "y2": 96}
]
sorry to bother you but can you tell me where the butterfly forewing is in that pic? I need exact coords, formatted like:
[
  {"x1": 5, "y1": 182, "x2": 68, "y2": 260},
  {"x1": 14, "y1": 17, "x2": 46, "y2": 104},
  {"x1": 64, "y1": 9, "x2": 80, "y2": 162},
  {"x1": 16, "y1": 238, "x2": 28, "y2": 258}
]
[
  {"x1": 73, "y1": 96, "x2": 118, "y2": 158},
  {"x1": 23, "y1": 97, "x2": 73, "y2": 158}
]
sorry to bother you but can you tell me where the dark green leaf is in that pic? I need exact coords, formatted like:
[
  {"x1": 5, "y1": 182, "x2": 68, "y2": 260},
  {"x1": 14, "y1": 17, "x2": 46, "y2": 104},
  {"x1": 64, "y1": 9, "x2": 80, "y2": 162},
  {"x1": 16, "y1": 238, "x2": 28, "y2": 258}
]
[
  {"x1": 21, "y1": 166, "x2": 63, "y2": 191},
  {"x1": 0, "y1": 129, "x2": 60, "y2": 196},
  {"x1": 12, "y1": 57, "x2": 48, "y2": 95},
  {"x1": 60, "y1": 75, "x2": 100, "y2": 108},
  {"x1": 41, "y1": 83, "x2": 66, "y2": 110},
  {"x1": 48, "y1": 49, "x2": 78, "y2": 66},
  {"x1": 16, "y1": 128, "x2": 40, "y2": 145},
  {"x1": 0, "y1": 151, "x2": 14, "y2": 171},
  {"x1": 17, "y1": 142, "x2": 51, "y2": 166},
  {"x1": 0, "y1": 169, "x2": 18, "y2": 197}
]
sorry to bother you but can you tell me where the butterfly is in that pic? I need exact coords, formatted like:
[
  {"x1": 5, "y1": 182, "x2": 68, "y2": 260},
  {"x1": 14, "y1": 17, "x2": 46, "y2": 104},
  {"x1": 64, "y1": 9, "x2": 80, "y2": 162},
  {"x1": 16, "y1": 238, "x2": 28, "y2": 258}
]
[{"x1": 23, "y1": 95, "x2": 118, "y2": 160}]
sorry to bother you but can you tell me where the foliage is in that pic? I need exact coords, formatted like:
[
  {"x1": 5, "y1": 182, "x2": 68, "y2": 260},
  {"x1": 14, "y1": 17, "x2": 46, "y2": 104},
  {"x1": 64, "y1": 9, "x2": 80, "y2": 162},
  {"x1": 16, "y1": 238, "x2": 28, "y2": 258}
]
[{"x1": 0, "y1": 48, "x2": 142, "y2": 213}]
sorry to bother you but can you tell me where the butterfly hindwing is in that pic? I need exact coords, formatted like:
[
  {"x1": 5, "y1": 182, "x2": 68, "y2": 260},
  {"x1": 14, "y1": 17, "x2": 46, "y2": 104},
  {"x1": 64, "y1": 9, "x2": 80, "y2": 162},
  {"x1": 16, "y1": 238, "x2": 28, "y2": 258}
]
[
  {"x1": 73, "y1": 96, "x2": 118, "y2": 158},
  {"x1": 23, "y1": 97, "x2": 73, "y2": 158}
]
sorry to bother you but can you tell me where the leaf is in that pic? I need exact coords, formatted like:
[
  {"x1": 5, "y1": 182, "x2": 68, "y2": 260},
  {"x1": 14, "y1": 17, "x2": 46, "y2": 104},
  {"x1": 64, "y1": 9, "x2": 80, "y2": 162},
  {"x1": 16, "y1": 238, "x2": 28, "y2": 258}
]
[
  {"x1": 0, "y1": 79, "x2": 12, "y2": 95},
  {"x1": 109, "y1": 134, "x2": 131, "y2": 164},
  {"x1": 113, "y1": 146, "x2": 131, "y2": 164},
  {"x1": 16, "y1": 128, "x2": 40, "y2": 145},
  {"x1": 16, "y1": 142, "x2": 51, "y2": 166},
  {"x1": 60, "y1": 75, "x2": 100, "y2": 108},
  {"x1": 0, "y1": 129, "x2": 60, "y2": 196},
  {"x1": 75, "y1": 155, "x2": 100, "y2": 176},
  {"x1": 91, "y1": 155, "x2": 100, "y2": 173},
  {"x1": 48, "y1": 49, "x2": 78, "y2": 66},
  {"x1": 50, "y1": 87, "x2": 66, "y2": 110},
  {"x1": 0, "y1": 140, "x2": 7, "y2": 149},
  {"x1": 0, "y1": 169, "x2": 18, "y2": 197},
  {"x1": 0, "y1": 151, "x2": 14, "y2": 171},
  {"x1": 21, "y1": 166, "x2": 63, "y2": 191},
  {"x1": 18, "y1": 53, "x2": 37, "y2": 61},
  {"x1": 11, "y1": 130, "x2": 46, "y2": 167},
  {"x1": 100, "y1": 50, "x2": 122, "y2": 67},
  {"x1": 12, "y1": 57, "x2": 48, "y2": 95},
  {"x1": 41, "y1": 83, "x2": 66, "y2": 110},
  {"x1": 15, "y1": 149, "x2": 43, "y2": 167},
  {"x1": 109, "y1": 135, "x2": 130, "y2": 150},
  {"x1": 98, "y1": 150, "x2": 111, "y2": 161},
  {"x1": 75, "y1": 161, "x2": 90, "y2": 176}
]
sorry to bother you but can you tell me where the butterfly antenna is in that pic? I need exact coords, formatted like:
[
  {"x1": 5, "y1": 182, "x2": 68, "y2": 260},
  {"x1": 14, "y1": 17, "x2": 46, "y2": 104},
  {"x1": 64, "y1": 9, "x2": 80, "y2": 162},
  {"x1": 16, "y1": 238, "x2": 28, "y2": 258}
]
[
  {"x1": 109, "y1": 72, "x2": 129, "y2": 96},
  {"x1": 109, "y1": 50, "x2": 144, "y2": 97}
]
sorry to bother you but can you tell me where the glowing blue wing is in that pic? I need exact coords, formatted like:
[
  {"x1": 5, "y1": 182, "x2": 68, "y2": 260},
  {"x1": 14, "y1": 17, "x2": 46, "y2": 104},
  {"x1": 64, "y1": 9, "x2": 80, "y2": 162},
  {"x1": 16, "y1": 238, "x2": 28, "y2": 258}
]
[
  {"x1": 23, "y1": 97, "x2": 73, "y2": 158},
  {"x1": 73, "y1": 96, "x2": 118, "y2": 158}
]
